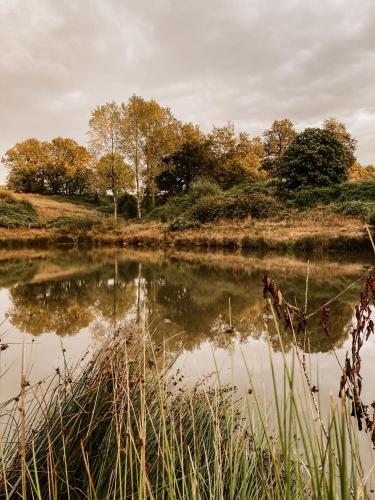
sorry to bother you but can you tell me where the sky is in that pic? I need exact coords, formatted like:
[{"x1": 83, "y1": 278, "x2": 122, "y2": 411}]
[{"x1": 0, "y1": 0, "x2": 374, "y2": 183}]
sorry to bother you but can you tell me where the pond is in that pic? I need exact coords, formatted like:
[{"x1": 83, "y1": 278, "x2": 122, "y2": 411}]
[{"x1": 0, "y1": 247, "x2": 374, "y2": 460}]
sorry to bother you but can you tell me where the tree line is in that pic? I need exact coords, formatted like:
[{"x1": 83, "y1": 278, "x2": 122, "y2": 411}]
[{"x1": 2, "y1": 95, "x2": 374, "y2": 220}]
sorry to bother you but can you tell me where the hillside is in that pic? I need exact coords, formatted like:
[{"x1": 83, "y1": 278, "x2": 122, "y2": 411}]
[{"x1": 11, "y1": 192, "x2": 99, "y2": 223}]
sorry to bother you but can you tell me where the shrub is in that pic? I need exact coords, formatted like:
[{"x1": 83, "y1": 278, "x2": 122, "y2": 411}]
[
  {"x1": 118, "y1": 192, "x2": 138, "y2": 219},
  {"x1": 188, "y1": 193, "x2": 283, "y2": 222},
  {"x1": 47, "y1": 215, "x2": 101, "y2": 231},
  {"x1": 168, "y1": 217, "x2": 202, "y2": 232},
  {"x1": 288, "y1": 186, "x2": 339, "y2": 208},
  {"x1": 189, "y1": 178, "x2": 222, "y2": 200},
  {"x1": 0, "y1": 192, "x2": 40, "y2": 228},
  {"x1": 337, "y1": 180, "x2": 375, "y2": 202},
  {"x1": 336, "y1": 201, "x2": 375, "y2": 219}
]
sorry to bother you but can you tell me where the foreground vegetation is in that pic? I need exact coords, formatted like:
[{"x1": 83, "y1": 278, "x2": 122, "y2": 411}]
[{"x1": 1, "y1": 323, "x2": 374, "y2": 498}]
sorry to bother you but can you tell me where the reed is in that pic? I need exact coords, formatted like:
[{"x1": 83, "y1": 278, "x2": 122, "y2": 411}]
[{"x1": 0, "y1": 316, "x2": 373, "y2": 499}]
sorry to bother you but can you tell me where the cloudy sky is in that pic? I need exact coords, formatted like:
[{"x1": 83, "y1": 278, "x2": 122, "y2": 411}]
[{"x1": 0, "y1": 0, "x2": 374, "y2": 182}]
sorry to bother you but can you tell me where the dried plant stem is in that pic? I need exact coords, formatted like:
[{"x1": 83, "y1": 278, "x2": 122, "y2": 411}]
[{"x1": 365, "y1": 224, "x2": 375, "y2": 255}]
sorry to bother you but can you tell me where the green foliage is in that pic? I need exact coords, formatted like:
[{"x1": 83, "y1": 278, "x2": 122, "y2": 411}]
[
  {"x1": 189, "y1": 178, "x2": 222, "y2": 199},
  {"x1": 150, "y1": 179, "x2": 282, "y2": 226},
  {"x1": 188, "y1": 193, "x2": 282, "y2": 222},
  {"x1": 0, "y1": 192, "x2": 40, "y2": 228},
  {"x1": 47, "y1": 215, "x2": 101, "y2": 231},
  {"x1": 336, "y1": 200, "x2": 375, "y2": 219},
  {"x1": 336, "y1": 180, "x2": 375, "y2": 202},
  {"x1": 368, "y1": 211, "x2": 375, "y2": 228},
  {"x1": 168, "y1": 216, "x2": 202, "y2": 231},
  {"x1": 3, "y1": 138, "x2": 94, "y2": 195},
  {"x1": 261, "y1": 118, "x2": 297, "y2": 176},
  {"x1": 118, "y1": 192, "x2": 138, "y2": 219},
  {"x1": 285, "y1": 181, "x2": 375, "y2": 219},
  {"x1": 287, "y1": 186, "x2": 339, "y2": 208},
  {"x1": 279, "y1": 128, "x2": 349, "y2": 189}
]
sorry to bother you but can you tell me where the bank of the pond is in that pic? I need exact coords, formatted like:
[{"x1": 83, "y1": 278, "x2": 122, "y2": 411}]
[{"x1": 0, "y1": 213, "x2": 371, "y2": 252}]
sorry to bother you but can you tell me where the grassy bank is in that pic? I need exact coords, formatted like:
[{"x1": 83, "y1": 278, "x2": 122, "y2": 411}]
[
  {"x1": 0, "y1": 189, "x2": 373, "y2": 252},
  {"x1": 0, "y1": 213, "x2": 370, "y2": 252},
  {"x1": 1, "y1": 323, "x2": 373, "y2": 498}
]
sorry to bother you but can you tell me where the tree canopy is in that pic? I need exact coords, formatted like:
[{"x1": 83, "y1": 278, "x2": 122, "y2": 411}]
[
  {"x1": 2, "y1": 96, "x2": 368, "y2": 221},
  {"x1": 3, "y1": 138, "x2": 94, "y2": 195},
  {"x1": 278, "y1": 128, "x2": 349, "y2": 189}
]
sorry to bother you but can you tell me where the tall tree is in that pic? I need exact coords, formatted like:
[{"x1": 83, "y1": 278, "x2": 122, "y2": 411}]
[
  {"x1": 88, "y1": 102, "x2": 123, "y2": 220},
  {"x1": 207, "y1": 123, "x2": 264, "y2": 188},
  {"x1": 323, "y1": 117, "x2": 357, "y2": 169},
  {"x1": 261, "y1": 119, "x2": 297, "y2": 176},
  {"x1": 3, "y1": 138, "x2": 50, "y2": 193},
  {"x1": 157, "y1": 139, "x2": 213, "y2": 198},
  {"x1": 349, "y1": 162, "x2": 375, "y2": 181},
  {"x1": 47, "y1": 138, "x2": 93, "y2": 195},
  {"x1": 278, "y1": 128, "x2": 348, "y2": 189},
  {"x1": 95, "y1": 154, "x2": 134, "y2": 216},
  {"x1": 121, "y1": 95, "x2": 180, "y2": 217}
]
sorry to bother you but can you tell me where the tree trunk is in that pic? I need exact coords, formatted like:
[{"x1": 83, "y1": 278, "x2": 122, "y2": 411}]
[
  {"x1": 135, "y1": 158, "x2": 141, "y2": 220},
  {"x1": 113, "y1": 193, "x2": 118, "y2": 221}
]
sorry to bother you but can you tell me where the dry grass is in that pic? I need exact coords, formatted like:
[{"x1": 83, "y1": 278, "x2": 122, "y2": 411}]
[{"x1": 11, "y1": 192, "x2": 98, "y2": 222}]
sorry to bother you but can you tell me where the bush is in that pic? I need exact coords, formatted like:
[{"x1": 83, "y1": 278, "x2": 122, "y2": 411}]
[
  {"x1": 337, "y1": 181, "x2": 375, "y2": 202},
  {"x1": 228, "y1": 180, "x2": 278, "y2": 198},
  {"x1": 0, "y1": 192, "x2": 40, "y2": 228},
  {"x1": 168, "y1": 217, "x2": 202, "y2": 232},
  {"x1": 188, "y1": 193, "x2": 282, "y2": 222},
  {"x1": 47, "y1": 215, "x2": 101, "y2": 231},
  {"x1": 288, "y1": 186, "x2": 339, "y2": 208},
  {"x1": 118, "y1": 193, "x2": 138, "y2": 219},
  {"x1": 336, "y1": 201, "x2": 375, "y2": 219},
  {"x1": 189, "y1": 178, "x2": 222, "y2": 200},
  {"x1": 144, "y1": 201, "x2": 187, "y2": 223}
]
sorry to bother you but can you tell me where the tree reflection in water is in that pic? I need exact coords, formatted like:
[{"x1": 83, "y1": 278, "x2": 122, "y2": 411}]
[{"x1": 0, "y1": 250, "x2": 369, "y2": 355}]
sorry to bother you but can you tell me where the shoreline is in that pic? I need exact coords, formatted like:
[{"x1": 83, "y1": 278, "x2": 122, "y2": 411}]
[{"x1": 0, "y1": 220, "x2": 371, "y2": 253}]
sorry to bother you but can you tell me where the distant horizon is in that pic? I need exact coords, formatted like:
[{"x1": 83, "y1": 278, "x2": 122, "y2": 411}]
[{"x1": 1, "y1": 0, "x2": 374, "y2": 183}]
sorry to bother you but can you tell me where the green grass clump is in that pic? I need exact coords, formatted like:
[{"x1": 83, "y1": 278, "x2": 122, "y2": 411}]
[
  {"x1": 47, "y1": 215, "x2": 101, "y2": 231},
  {"x1": 0, "y1": 191, "x2": 40, "y2": 228},
  {"x1": 0, "y1": 324, "x2": 372, "y2": 499},
  {"x1": 336, "y1": 200, "x2": 375, "y2": 219}
]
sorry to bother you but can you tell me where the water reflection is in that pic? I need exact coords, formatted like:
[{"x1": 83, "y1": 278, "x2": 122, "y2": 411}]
[{"x1": 0, "y1": 249, "x2": 371, "y2": 353}]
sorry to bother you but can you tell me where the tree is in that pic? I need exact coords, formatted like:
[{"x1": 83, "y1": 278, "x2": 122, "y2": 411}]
[
  {"x1": 207, "y1": 123, "x2": 264, "y2": 188},
  {"x1": 121, "y1": 95, "x2": 180, "y2": 218},
  {"x1": 349, "y1": 162, "x2": 375, "y2": 181},
  {"x1": 47, "y1": 138, "x2": 93, "y2": 195},
  {"x1": 157, "y1": 139, "x2": 213, "y2": 198},
  {"x1": 88, "y1": 102, "x2": 123, "y2": 220},
  {"x1": 261, "y1": 119, "x2": 297, "y2": 176},
  {"x1": 3, "y1": 138, "x2": 94, "y2": 195},
  {"x1": 3, "y1": 138, "x2": 50, "y2": 193},
  {"x1": 278, "y1": 128, "x2": 348, "y2": 189},
  {"x1": 323, "y1": 118, "x2": 357, "y2": 169},
  {"x1": 142, "y1": 103, "x2": 180, "y2": 208},
  {"x1": 95, "y1": 154, "x2": 134, "y2": 217}
]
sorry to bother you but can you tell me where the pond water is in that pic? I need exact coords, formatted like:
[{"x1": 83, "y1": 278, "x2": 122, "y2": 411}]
[{"x1": 0, "y1": 247, "x2": 374, "y2": 463}]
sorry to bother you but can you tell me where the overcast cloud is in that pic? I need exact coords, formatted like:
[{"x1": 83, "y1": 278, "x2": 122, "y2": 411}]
[{"x1": 0, "y1": 0, "x2": 374, "y2": 182}]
